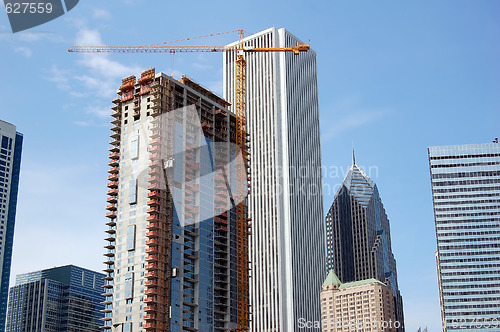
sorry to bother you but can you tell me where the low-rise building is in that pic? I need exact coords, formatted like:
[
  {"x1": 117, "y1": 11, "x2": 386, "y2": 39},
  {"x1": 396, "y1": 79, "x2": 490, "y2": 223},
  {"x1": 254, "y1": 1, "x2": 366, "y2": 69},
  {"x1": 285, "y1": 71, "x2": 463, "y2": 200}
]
[{"x1": 321, "y1": 270, "x2": 398, "y2": 332}]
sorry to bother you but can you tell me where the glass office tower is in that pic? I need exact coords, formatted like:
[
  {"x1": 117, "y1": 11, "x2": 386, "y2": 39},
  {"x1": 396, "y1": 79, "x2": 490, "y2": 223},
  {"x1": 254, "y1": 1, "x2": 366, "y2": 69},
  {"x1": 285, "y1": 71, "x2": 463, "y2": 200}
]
[
  {"x1": 325, "y1": 157, "x2": 404, "y2": 330},
  {"x1": 5, "y1": 265, "x2": 104, "y2": 331},
  {"x1": 0, "y1": 120, "x2": 22, "y2": 332},
  {"x1": 429, "y1": 142, "x2": 500, "y2": 331}
]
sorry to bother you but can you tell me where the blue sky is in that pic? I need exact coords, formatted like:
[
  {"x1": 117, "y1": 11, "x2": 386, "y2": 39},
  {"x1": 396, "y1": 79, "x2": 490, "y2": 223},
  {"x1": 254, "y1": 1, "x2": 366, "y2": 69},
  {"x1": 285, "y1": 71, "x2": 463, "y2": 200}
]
[{"x1": 0, "y1": 0, "x2": 499, "y2": 329}]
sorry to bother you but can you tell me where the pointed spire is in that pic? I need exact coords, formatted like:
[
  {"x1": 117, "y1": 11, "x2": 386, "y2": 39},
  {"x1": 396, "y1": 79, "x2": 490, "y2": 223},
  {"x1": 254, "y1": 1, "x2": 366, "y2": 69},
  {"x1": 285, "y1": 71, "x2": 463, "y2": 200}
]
[{"x1": 352, "y1": 142, "x2": 356, "y2": 166}]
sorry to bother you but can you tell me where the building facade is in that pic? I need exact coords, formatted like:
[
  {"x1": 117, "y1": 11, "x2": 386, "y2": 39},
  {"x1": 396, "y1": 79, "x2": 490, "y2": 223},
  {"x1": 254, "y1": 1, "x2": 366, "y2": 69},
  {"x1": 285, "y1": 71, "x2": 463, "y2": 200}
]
[
  {"x1": 103, "y1": 69, "x2": 249, "y2": 332},
  {"x1": 5, "y1": 265, "x2": 104, "y2": 331},
  {"x1": 224, "y1": 27, "x2": 325, "y2": 331},
  {"x1": 0, "y1": 120, "x2": 22, "y2": 332},
  {"x1": 320, "y1": 270, "x2": 397, "y2": 332},
  {"x1": 325, "y1": 157, "x2": 404, "y2": 330},
  {"x1": 429, "y1": 142, "x2": 500, "y2": 331}
]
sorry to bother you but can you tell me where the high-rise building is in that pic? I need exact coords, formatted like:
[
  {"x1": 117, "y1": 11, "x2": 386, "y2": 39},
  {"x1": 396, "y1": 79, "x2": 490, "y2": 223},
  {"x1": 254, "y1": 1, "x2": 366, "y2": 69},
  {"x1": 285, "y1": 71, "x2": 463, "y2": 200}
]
[
  {"x1": 5, "y1": 265, "x2": 104, "y2": 331},
  {"x1": 103, "y1": 69, "x2": 249, "y2": 332},
  {"x1": 428, "y1": 142, "x2": 500, "y2": 331},
  {"x1": 0, "y1": 120, "x2": 22, "y2": 332},
  {"x1": 224, "y1": 27, "x2": 326, "y2": 331},
  {"x1": 325, "y1": 155, "x2": 404, "y2": 330},
  {"x1": 320, "y1": 270, "x2": 397, "y2": 332}
]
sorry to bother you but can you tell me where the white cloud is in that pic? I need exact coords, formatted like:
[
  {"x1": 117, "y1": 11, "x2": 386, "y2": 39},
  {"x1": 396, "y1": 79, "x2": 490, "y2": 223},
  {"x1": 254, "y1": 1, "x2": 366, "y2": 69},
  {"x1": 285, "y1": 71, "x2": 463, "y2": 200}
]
[
  {"x1": 46, "y1": 65, "x2": 70, "y2": 90},
  {"x1": 85, "y1": 105, "x2": 111, "y2": 119},
  {"x1": 73, "y1": 28, "x2": 141, "y2": 97},
  {"x1": 92, "y1": 8, "x2": 111, "y2": 20},
  {"x1": 321, "y1": 99, "x2": 390, "y2": 142},
  {"x1": 0, "y1": 30, "x2": 64, "y2": 42},
  {"x1": 14, "y1": 46, "x2": 32, "y2": 58}
]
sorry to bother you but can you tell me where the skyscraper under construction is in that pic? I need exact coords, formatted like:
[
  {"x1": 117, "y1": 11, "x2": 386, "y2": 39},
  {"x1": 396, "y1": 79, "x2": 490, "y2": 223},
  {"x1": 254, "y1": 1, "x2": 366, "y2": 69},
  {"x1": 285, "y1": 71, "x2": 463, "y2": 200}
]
[{"x1": 102, "y1": 69, "x2": 249, "y2": 331}]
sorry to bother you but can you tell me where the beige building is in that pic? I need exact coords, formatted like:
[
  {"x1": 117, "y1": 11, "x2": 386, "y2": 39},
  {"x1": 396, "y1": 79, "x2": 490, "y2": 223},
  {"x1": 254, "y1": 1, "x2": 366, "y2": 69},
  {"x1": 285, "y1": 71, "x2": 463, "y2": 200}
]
[{"x1": 320, "y1": 270, "x2": 398, "y2": 332}]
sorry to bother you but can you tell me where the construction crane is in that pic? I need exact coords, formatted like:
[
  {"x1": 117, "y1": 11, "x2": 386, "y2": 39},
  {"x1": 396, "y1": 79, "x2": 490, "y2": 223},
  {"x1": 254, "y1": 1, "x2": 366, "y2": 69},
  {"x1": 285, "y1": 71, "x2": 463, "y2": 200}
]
[{"x1": 69, "y1": 29, "x2": 309, "y2": 332}]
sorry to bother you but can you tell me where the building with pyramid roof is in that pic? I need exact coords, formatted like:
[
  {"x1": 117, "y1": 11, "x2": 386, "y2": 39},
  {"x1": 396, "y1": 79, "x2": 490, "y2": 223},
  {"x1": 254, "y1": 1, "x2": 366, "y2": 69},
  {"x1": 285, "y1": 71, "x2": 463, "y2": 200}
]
[{"x1": 325, "y1": 154, "x2": 404, "y2": 330}]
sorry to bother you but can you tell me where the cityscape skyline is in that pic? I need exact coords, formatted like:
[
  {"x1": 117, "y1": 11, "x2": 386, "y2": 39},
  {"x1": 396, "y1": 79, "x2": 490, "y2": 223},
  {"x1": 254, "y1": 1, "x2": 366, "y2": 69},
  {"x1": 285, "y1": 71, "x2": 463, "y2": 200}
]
[{"x1": 0, "y1": 1, "x2": 499, "y2": 331}]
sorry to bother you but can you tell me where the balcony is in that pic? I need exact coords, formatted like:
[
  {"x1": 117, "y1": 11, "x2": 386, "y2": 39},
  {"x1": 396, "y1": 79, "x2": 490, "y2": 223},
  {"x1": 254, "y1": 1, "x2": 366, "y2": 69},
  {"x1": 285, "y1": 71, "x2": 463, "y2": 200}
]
[
  {"x1": 150, "y1": 138, "x2": 161, "y2": 145},
  {"x1": 149, "y1": 160, "x2": 162, "y2": 168},
  {"x1": 145, "y1": 263, "x2": 159, "y2": 270},
  {"x1": 104, "y1": 235, "x2": 115, "y2": 242},
  {"x1": 147, "y1": 222, "x2": 160, "y2": 230},
  {"x1": 108, "y1": 166, "x2": 119, "y2": 174},
  {"x1": 148, "y1": 176, "x2": 161, "y2": 183},
  {"x1": 143, "y1": 314, "x2": 156, "y2": 320},
  {"x1": 105, "y1": 226, "x2": 116, "y2": 234},
  {"x1": 146, "y1": 239, "x2": 160, "y2": 246},
  {"x1": 146, "y1": 215, "x2": 160, "y2": 222},
  {"x1": 105, "y1": 211, "x2": 117, "y2": 219},
  {"x1": 148, "y1": 167, "x2": 160, "y2": 176},
  {"x1": 107, "y1": 189, "x2": 118, "y2": 196},
  {"x1": 146, "y1": 231, "x2": 161, "y2": 238},
  {"x1": 146, "y1": 247, "x2": 160, "y2": 254},
  {"x1": 147, "y1": 199, "x2": 161, "y2": 206},
  {"x1": 144, "y1": 305, "x2": 158, "y2": 312},
  {"x1": 145, "y1": 255, "x2": 159, "y2": 262},
  {"x1": 108, "y1": 159, "x2": 119, "y2": 167},
  {"x1": 143, "y1": 323, "x2": 157, "y2": 329},
  {"x1": 214, "y1": 217, "x2": 227, "y2": 225},
  {"x1": 148, "y1": 191, "x2": 160, "y2": 198},
  {"x1": 109, "y1": 152, "x2": 120, "y2": 160},
  {"x1": 145, "y1": 279, "x2": 159, "y2": 287},
  {"x1": 108, "y1": 144, "x2": 119, "y2": 152},
  {"x1": 144, "y1": 295, "x2": 156, "y2": 302},
  {"x1": 107, "y1": 174, "x2": 118, "y2": 181},
  {"x1": 144, "y1": 288, "x2": 158, "y2": 295},
  {"x1": 145, "y1": 271, "x2": 158, "y2": 279},
  {"x1": 105, "y1": 204, "x2": 116, "y2": 211},
  {"x1": 103, "y1": 257, "x2": 114, "y2": 265},
  {"x1": 107, "y1": 181, "x2": 118, "y2": 189}
]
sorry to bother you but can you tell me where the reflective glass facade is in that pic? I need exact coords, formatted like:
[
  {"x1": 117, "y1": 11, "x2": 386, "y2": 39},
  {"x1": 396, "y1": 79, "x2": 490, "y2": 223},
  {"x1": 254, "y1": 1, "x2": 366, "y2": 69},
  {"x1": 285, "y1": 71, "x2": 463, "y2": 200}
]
[
  {"x1": 429, "y1": 143, "x2": 500, "y2": 331},
  {"x1": 5, "y1": 265, "x2": 104, "y2": 331},
  {"x1": 0, "y1": 120, "x2": 22, "y2": 332},
  {"x1": 325, "y1": 162, "x2": 404, "y2": 330}
]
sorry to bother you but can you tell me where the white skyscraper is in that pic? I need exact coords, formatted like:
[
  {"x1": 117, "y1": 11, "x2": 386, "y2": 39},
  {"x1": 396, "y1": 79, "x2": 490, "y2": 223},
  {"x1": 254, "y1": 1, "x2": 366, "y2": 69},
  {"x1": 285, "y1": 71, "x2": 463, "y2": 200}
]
[{"x1": 224, "y1": 28, "x2": 325, "y2": 331}]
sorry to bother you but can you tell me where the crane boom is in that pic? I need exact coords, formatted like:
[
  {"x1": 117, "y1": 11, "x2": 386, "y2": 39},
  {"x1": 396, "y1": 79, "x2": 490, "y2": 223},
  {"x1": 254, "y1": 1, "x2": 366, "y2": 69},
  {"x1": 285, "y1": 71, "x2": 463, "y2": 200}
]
[{"x1": 68, "y1": 44, "x2": 309, "y2": 54}]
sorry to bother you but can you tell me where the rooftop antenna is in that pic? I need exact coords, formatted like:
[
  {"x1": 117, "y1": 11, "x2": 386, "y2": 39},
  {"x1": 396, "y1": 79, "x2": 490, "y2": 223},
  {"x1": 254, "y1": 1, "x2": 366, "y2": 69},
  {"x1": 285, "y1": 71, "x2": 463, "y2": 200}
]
[{"x1": 352, "y1": 141, "x2": 356, "y2": 166}]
